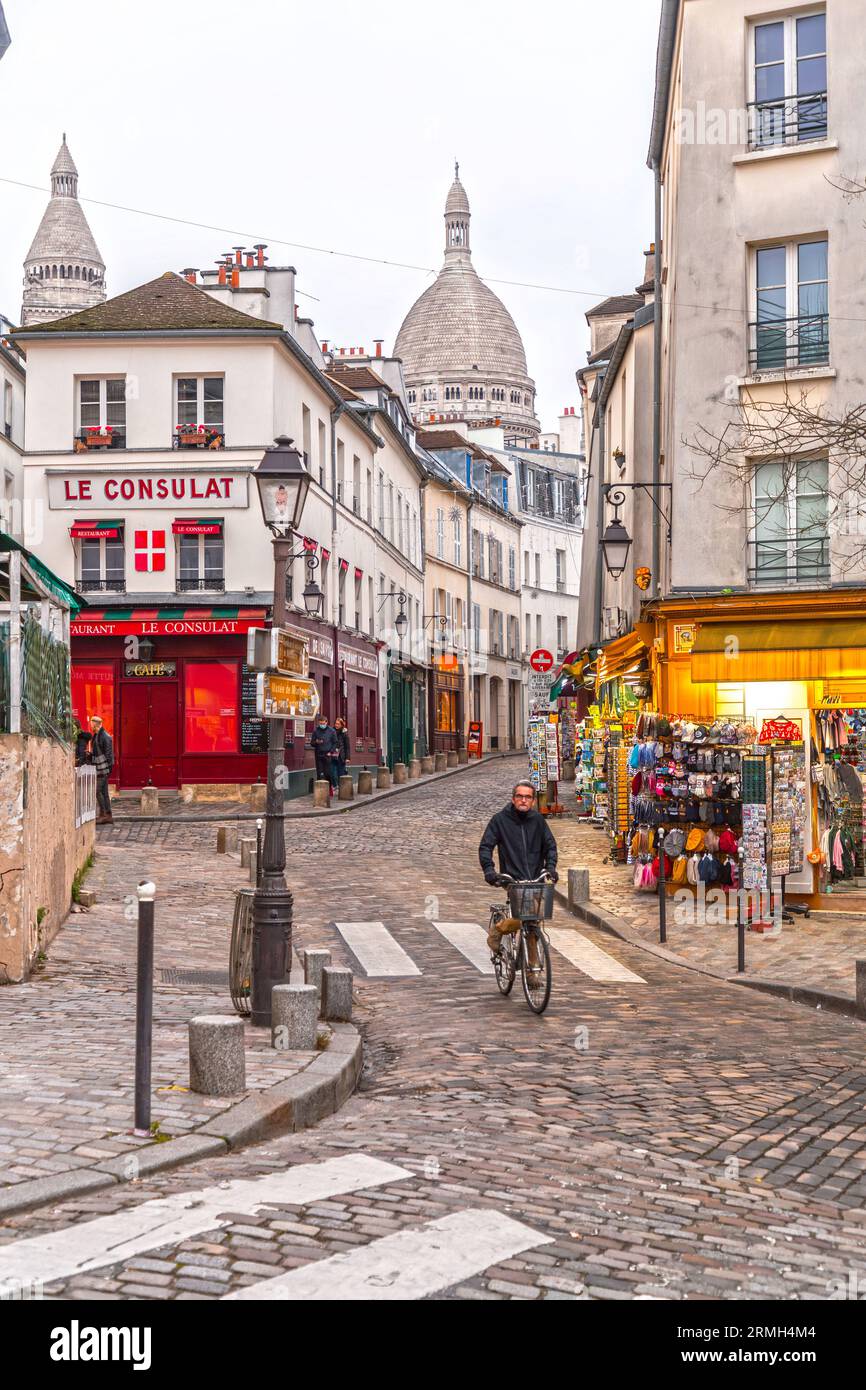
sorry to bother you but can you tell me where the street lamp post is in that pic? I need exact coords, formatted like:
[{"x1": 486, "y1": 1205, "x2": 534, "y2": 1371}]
[{"x1": 250, "y1": 436, "x2": 322, "y2": 1028}]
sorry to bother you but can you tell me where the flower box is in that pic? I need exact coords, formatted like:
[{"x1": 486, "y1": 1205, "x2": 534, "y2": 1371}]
[
  {"x1": 82, "y1": 431, "x2": 113, "y2": 448},
  {"x1": 177, "y1": 432, "x2": 207, "y2": 447}
]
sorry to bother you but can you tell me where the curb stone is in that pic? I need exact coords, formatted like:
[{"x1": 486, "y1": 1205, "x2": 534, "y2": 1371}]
[
  {"x1": 0, "y1": 1023, "x2": 363, "y2": 1220},
  {"x1": 553, "y1": 887, "x2": 866, "y2": 1024},
  {"x1": 106, "y1": 750, "x2": 524, "y2": 824}
]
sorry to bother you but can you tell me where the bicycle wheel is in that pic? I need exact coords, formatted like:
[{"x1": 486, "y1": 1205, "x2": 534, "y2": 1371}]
[
  {"x1": 491, "y1": 912, "x2": 517, "y2": 995},
  {"x1": 520, "y1": 925, "x2": 551, "y2": 1014}
]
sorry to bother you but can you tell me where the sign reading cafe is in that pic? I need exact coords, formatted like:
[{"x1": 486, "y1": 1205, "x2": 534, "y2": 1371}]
[{"x1": 48, "y1": 470, "x2": 249, "y2": 510}]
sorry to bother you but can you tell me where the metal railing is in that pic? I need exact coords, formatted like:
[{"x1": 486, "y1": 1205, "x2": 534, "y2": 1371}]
[
  {"x1": 79, "y1": 577, "x2": 125, "y2": 593},
  {"x1": 74, "y1": 430, "x2": 126, "y2": 450},
  {"x1": 749, "y1": 533, "x2": 830, "y2": 586},
  {"x1": 748, "y1": 313, "x2": 829, "y2": 372},
  {"x1": 748, "y1": 92, "x2": 828, "y2": 150},
  {"x1": 176, "y1": 576, "x2": 226, "y2": 592},
  {"x1": 75, "y1": 765, "x2": 97, "y2": 827}
]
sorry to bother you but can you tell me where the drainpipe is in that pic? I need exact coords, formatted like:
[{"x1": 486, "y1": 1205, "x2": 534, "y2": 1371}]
[
  {"x1": 466, "y1": 495, "x2": 474, "y2": 728},
  {"x1": 329, "y1": 403, "x2": 345, "y2": 723},
  {"x1": 653, "y1": 161, "x2": 663, "y2": 599},
  {"x1": 594, "y1": 371, "x2": 607, "y2": 648}
]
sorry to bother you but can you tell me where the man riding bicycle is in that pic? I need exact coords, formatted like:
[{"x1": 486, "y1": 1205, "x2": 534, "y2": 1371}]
[{"x1": 479, "y1": 781, "x2": 558, "y2": 955}]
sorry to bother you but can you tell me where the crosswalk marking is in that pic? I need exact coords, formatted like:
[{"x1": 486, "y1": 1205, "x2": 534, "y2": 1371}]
[
  {"x1": 432, "y1": 922, "x2": 495, "y2": 975},
  {"x1": 547, "y1": 928, "x2": 646, "y2": 983},
  {"x1": 225, "y1": 1208, "x2": 553, "y2": 1301},
  {"x1": 332, "y1": 922, "x2": 422, "y2": 977},
  {"x1": 0, "y1": 1154, "x2": 411, "y2": 1288}
]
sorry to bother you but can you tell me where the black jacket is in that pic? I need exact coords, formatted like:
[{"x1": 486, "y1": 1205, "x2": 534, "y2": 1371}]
[
  {"x1": 479, "y1": 804, "x2": 558, "y2": 881},
  {"x1": 311, "y1": 725, "x2": 338, "y2": 758},
  {"x1": 335, "y1": 728, "x2": 350, "y2": 763}
]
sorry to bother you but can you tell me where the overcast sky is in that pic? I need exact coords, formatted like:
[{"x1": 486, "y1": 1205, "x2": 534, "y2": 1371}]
[{"x1": 0, "y1": 0, "x2": 660, "y2": 432}]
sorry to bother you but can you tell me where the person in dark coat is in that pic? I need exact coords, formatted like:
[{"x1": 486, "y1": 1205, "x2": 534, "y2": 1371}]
[
  {"x1": 74, "y1": 720, "x2": 92, "y2": 767},
  {"x1": 479, "y1": 781, "x2": 558, "y2": 955},
  {"x1": 90, "y1": 716, "x2": 115, "y2": 823},
  {"x1": 310, "y1": 716, "x2": 339, "y2": 795},
  {"x1": 334, "y1": 718, "x2": 350, "y2": 782}
]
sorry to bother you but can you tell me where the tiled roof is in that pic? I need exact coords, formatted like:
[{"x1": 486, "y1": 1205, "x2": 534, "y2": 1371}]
[
  {"x1": 13, "y1": 272, "x2": 283, "y2": 335},
  {"x1": 416, "y1": 428, "x2": 471, "y2": 452},
  {"x1": 324, "y1": 373, "x2": 363, "y2": 402},
  {"x1": 327, "y1": 364, "x2": 388, "y2": 392},
  {"x1": 585, "y1": 293, "x2": 644, "y2": 320}
]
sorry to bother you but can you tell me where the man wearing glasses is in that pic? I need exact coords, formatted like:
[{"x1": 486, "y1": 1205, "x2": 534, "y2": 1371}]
[{"x1": 479, "y1": 781, "x2": 558, "y2": 954}]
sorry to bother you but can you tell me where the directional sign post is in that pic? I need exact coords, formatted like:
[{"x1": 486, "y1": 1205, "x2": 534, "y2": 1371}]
[{"x1": 256, "y1": 673, "x2": 320, "y2": 720}]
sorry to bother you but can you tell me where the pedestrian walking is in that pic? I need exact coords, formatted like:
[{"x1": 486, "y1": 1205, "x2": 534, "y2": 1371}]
[
  {"x1": 334, "y1": 717, "x2": 350, "y2": 781},
  {"x1": 90, "y1": 715, "x2": 115, "y2": 823},
  {"x1": 310, "y1": 715, "x2": 339, "y2": 797}
]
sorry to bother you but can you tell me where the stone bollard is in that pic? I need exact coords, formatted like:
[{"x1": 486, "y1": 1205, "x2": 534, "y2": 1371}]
[
  {"x1": 393, "y1": 762, "x2": 408, "y2": 784},
  {"x1": 189, "y1": 1015, "x2": 245, "y2": 1096},
  {"x1": 249, "y1": 851, "x2": 258, "y2": 886},
  {"x1": 250, "y1": 782, "x2": 267, "y2": 813},
  {"x1": 141, "y1": 786, "x2": 159, "y2": 816},
  {"x1": 857, "y1": 961, "x2": 866, "y2": 1017},
  {"x1": 377, "y1": 766, "x2": 392, "y2": 790},
  {"x1": 216, "y1": 827, "x2": 228, "y2": 854},
  {"x1": 408, "y1": 758, "x2": 421, "y2": 780},
  {"x1": 303, "y1": 948, "x2": 332, "y2": 999},
  {"x1": 561, "y1": 758, "x2": 576, "y2": 783},
  {"x1": 447, "y1": 751, "x2": 459, "y2": 769},
  {"x1": 568, "y1": 868, "x2": 590, "y2": 907},
  {"x1": 225, "y1": 826, "x2": 239, "y2": 854},
  {"x1": 458, "y1": 749, "x2": 469, "y2": 764},
  {"x1": 313, "y1": 778, "x2": 330, "y2": 808},
  {"x1": 434, "y1": 752, "x2": 447, "y2": 772},
  {"x1": 421, "y1": 755, "x2": 434, "y2": 775},
  {"x1": 338, "y1": 774, "x2": 354, "y2": 801},
  {"x1": 357, "y1": 770, "x2": 373, "y2": 795},
  {"x1": 240, "y1": 837, "x2": 256, "y2": 868},
  {"x1": 271, "y1": 984, "x2": 319, "y2": 1052},
  {"x1": 322, "y1": 966, "x2": 353, "y2": 1023}
]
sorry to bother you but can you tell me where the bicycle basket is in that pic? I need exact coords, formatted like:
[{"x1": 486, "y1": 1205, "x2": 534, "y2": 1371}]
[{"x1": 508, "y1": 883, "x2": 555, "y2": 920}]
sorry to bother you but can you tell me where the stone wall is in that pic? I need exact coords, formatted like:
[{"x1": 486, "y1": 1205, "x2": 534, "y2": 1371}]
[{"x1": 0, "y1": 734, "x2": 94, "y2": 982}]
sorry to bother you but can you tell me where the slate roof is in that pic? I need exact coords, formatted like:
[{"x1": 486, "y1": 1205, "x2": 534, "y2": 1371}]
[
  {"x1": 13, "y1": 272, "x2": 283, "y2": 335},
  {"x1": 585, "y1": 293, "x2": 644, "y2": 320}
]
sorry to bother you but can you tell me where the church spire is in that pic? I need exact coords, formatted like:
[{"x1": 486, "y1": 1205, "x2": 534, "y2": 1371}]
[
  {"x1": 50, "y1": 135, "x2": 79, "y2": 198},
  {"x1": 444, "y1": 163, "x2": 471, "y2": 260}
]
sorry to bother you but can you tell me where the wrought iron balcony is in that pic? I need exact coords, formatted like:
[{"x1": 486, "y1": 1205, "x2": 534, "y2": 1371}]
[
  {"x1": 748, "y1": 534, "x2": 830, "y2": 586},
  {"x1": 176, "y1": 576, "x2": 226, "y2": 592},
  {"x1": 748, "y1": 92, "x2": 828, "y2": 151},
  {"x1": 78, "y1": 577, "x2": 126, "y2": 593},
  {"x1": 748, "y1": 313, "x2": 829, "y2": 373}
]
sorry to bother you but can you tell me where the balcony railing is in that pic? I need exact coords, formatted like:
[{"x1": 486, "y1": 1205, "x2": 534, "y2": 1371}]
[
  {"x1": 748, "y1": 313, "x2": 829, "y2": 373},
  {"x1": 172, "y1": 428, "x2": 224, "y2": 450},
  {"x1": 749, "y1": 533, "x2": 830, "y2": 586},
  {"x1": 748, "y1": 92, "x2": 828, "y2": 151},
  {"x1": 177, "y1": 576, "x2": 226, "y2": 592},
  {"x1": 79, "y1": 577, "x2": 126, "y2": 593}
]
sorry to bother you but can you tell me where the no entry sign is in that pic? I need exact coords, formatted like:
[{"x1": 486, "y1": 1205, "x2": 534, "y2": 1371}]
[{"x1": 530, "y1": 649, "x2": 554, "y2": 672}]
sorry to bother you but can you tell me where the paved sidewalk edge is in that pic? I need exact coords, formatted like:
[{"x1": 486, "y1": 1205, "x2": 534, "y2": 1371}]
[
  {"x1": 0, "y1": 1023, "x2": 363, "y2": 1221},
  {"x1": 554, "y1": 888, "x2": 866, "y2": 1024},
  {"x1": 108, "y1": 750, "x2": 525, "y2": 824}
]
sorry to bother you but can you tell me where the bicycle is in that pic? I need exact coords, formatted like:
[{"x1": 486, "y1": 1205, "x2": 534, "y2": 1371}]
[{"x1": 489, "y1": 873, "x2": 554, "y2": 1015}]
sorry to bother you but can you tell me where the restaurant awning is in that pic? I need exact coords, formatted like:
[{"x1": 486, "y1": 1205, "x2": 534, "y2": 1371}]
[
  {"x1": 70, "y1": 518, "x2": 123, "y2": 540},
  {"x1": 172, "y1": 518, "x2": 222, "y2": 536},
  {"x1": 70, "y1": 606, "x2": 266, "y2": 636},
  {"x1": 691, "y1": 619, "x2": 866, "y2": 682}
]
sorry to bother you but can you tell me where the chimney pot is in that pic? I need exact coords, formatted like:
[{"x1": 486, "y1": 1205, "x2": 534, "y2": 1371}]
[
  {"x1": 231, "y1": 267, "x2": 240, "y2": 288},
  {"x1": 254, "y1": 243, "x2": 266, "y2": 267},
  {"x1": 233, "y1": 246, "x2": 244, "y2": 266},
  {"x1": 246, "y1": 253, "x2": 255, "y2": 268},
  {"x1": 218, "y1": 264, "x2": 227, "y2": 286},
  {"x1": 321, "y1": 341, "x2": 328, "y2": 352},
  {"x1": 374, "y1": 340, "x2": 383, "y2": 357}
]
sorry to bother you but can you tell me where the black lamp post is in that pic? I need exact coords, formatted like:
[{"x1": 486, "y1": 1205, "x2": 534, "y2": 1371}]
[{"x1": 250, "y1": 435, "x2": 320, "y2": 1027}]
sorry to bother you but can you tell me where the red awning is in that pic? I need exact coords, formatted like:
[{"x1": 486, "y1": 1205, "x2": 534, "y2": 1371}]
[
  {"x1": 172, "y1": 518, "x2": 223, "y2": 536},
  {"x1": 70, "y1": 519, "x2": 122, "y2": 540},
  {"x1": 71, "y1": 606, "x2": 267, "y2": 637}
]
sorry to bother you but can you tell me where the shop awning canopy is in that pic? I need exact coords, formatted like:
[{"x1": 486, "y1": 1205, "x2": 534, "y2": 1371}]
[
  {"x1": 0, "y1": 531, "x2": 82, "y2": 612},
  {"x1": 71, "y1": 605, "x2": 266, "y2": 635},
  {"x1": 596, "y1": 628, "x2": 651, "y2": 685},
  {"x1": 171, "y1": 518, "x2": 223, "y2": 536},
  {"x1": 70, "y1": 519, "x2": 123, "y2": 540},
  {"x1": 692, "y1": 619, "x2": 866, "y2": 682}
]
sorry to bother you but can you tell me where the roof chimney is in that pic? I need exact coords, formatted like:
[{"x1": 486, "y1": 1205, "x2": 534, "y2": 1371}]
[
  {"x1": 233, "y1": 246, "x2": 244, "y2": 266},
  {"x1": 218, "y1": 264, "x2": 227, "y2": 286},
  {"x1": 182, "y1": 268, "x2": 198, "y2": 284},
  {"x1": 245, "y1": 252, "x2": 255, "y2": 268},
  {"x1": 231, "y1": 267, "x2": 240, "y2": 288},
  {"x1": 321, "y1": 340, "x2": 329, "y2": 352},
  {"x1": 254, "y1": 243, "x2": 267, "y2": 267},
  {"x1": 374, "y1": 340, "x2": 383, "y2": 357}
]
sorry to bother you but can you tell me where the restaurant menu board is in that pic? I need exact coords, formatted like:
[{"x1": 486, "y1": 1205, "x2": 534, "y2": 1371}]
[{"x1": 241, "y1": 663, "x2": 269, "y2": 753}]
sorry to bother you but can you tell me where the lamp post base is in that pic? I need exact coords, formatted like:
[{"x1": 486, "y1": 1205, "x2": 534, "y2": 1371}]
[{"x1": 250, "y1": 884, "x2": 293, "y2": 1027}]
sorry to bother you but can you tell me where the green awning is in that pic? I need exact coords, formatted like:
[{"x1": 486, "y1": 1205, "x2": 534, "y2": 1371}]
[{"x1": 0, "y1": 532, "x2": 83, "y2": 613}]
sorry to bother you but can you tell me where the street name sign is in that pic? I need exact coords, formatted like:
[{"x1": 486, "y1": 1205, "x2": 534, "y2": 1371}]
[{"x1": 255, "y1": 674, "x2": 320, "y2": 720}]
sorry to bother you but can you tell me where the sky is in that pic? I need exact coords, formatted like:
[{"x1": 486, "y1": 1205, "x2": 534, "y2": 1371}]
[{"x1": 0, "y1": 0, "x2": 661, "y2": 433}]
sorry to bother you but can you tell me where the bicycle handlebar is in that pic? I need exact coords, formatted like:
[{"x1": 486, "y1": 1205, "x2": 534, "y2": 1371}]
[{"x1": 497, "y1": 872, "x2": 554, "y2": 886}]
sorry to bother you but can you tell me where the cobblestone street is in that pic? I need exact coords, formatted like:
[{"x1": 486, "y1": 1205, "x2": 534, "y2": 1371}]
[{"x1": 3, "y1": 758, "x2": 866, "y2": 1301}]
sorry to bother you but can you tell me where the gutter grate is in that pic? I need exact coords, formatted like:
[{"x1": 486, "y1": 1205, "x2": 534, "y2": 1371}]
[{"x1": 159, "y1": 968, "x2": 230, "y2": 987}]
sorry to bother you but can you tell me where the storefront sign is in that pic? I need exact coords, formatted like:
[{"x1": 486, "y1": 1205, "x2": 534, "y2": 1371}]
[
  {"x1": 124, "y1": 661, "x2": 176, "y2": 678},
  {"x1": 48, "y1": 471, "x2": 249, "y2": 509},
  {"x1": 287, "y1": 626, "x2": 333, "y2": 666},
  {"x1": 246, "y1": 627, "x2": 309, "y2": 677},
  {"x1": 72, "y1": 616, "x2": 263, "y2": 637},
  {"x1": 758, "y1": 717, "x2": 803, "y2": 744},
  {"x1": 672, "y1": 624, "x2": 697, "y2": 654},
  {"x1": 467, "y1": 722, "x2": 483, "y2": 759},
  {"x1": 256, "y1": 673, "x2": 320, "y2": 720},
  {"x1": 339, "y1": 643, "x2": 379, "y2": 678}
]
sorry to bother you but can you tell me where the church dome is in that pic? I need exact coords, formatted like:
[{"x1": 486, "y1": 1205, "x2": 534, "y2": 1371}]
[
  {"x1": 20, "y1": 136, "x2": 106, "y2": 327},
  {"x1": 394, "y1": 166, "x2": 538, "y2": 441}
]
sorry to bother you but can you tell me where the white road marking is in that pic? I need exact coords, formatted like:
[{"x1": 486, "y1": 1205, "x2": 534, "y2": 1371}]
[
  {"x1": 432, "y1": 922, "x2": 495, "y2": 974},
  {"x1": 547, "y1": 928, "x2": 646, "y2": 983},
  {"x1": 332, "y1": 922, "x2": 422, "y2": 977},
  {"x1": 226, "y1": 1208, "x2": 553, "y2": 1300},
  {"x1": 0, "y1": 1154, "x2": 411, "y2": 1287}
]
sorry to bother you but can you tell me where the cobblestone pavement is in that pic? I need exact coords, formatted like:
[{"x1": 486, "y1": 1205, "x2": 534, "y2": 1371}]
[
  {"x1": 4, "y1": 760, "x2": 866, "y2": 1301},
  {"x1": 553, "y1": 819, "x2": 866, "y2": 1001}
]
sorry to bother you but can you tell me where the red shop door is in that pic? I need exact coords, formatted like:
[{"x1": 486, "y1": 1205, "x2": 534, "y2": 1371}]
[{"x1": 119, "y1": 682, "x2": 179, "y2": 788}]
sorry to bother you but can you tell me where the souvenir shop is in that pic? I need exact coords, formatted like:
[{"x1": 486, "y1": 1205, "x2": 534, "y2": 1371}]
[
  {"x1": 572, "y1": 676, "x2": 641, "y2": 836},
  {"x1": 526, "y1": 672, "x2": 588, "y2": 806},
  {"x1": 813, "y1": 703, "x2": 866, "y2": 894}
]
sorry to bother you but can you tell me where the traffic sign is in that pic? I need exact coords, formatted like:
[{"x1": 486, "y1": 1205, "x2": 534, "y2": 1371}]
[{"x1": 530, "y1": 649, "x2": 554, "y2": 672}]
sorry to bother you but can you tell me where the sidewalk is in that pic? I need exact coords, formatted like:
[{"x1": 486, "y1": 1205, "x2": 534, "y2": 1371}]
[
  {"x1": 0, "y1": 835, "x2": 356, "y2": 1205},
  {"x1": 554, "y1": 816, "x2": 866, "y2": 1009}
]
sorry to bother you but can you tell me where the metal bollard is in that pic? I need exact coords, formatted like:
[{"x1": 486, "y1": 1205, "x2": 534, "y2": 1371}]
[
  {"x1": 737, "y1": 847, "x2": 746, "y2": 973},
  {"x1": 256, "y1": 818, "x2": 263, "y2": 888},
  {"x1": 657, "y1": 829, "x2": 667, "y2": 944},
  {"x1": 133, "y1": 880, "x2": 156, "y2": 1135}
]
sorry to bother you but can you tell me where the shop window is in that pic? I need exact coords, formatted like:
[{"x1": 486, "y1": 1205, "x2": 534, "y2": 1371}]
[
  {"x1": 437, "y1": 689, "x2": 456, "y2": 733},
  {"x1": 716, "y1": 684, "x2": 746, "y2": 717},
  {"x1": 356, "y1": 687, "x2": 364, "y2": 743},
  {"x1": 71, "y1": 662, "x2": 115, "y2": 736},
  {"x1": 184, "y1": 661, "x2": 238, "y2": 753}
]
